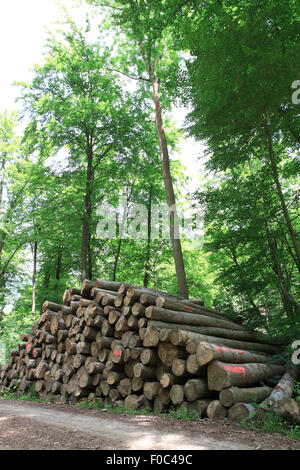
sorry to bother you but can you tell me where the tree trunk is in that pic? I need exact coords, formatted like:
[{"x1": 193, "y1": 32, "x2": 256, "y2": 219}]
[
  {"x1": 160, "y1": 373, "x2": 186, "y2": 388},
  {"x1": 81, "y1": 142, "x2": 93, "y2": 281},
  {"x1": 157, "y1": 342, "x2": 187, "y2": 367},
  {"x1": 140, "y1": 348, "x2": 158, "y2": 366},
  {"x1": 143, "y1": 326, "x2": 160, "y2": 347},
  {"x1": 124, "y1": 394, "x2": 150, "y2": 410},
  {"x1": 264, "y1": 122, "x2": 300, "y2": 274},
  {"x1": 196, "y1": 342, "x2": 271, "y2": 366},
  {"x1": 133, "y1": 363, "x2": 156, "y2": 380},
  {"x1": 184, "y1": 378, "x2": 211, "y2": 402},
  {"x1": 208, "y1": 360, "x2": 285, "y2": 391},
  {"x1": 171, "y1": 359, "x2": 187, "y2": 377},
  {"x1": 150, "y1": 77, "x2": 188, "y2": 298},
  {"x1": 259, "y1": 368, "x2": 298, "y2": 408},
  {"x1": 146, "y1": 306, "x2": 247, "y2": 332},
  {"x1": 170, "y1": 384, "x2": 185, "y2": 405},
  {"x1": 31, "y1": 241, "x2": 38, "y2": 314},
  {"x1": 166, "y1": 327, "x2": 281, "y2": 355},
  {"x1": 143, "y1": 381, "x2": 161, "y2": 400},
  {"x1": 94, "y1": 280, "x2": 121, "y2": 291},
  {"x1": 186, "y1": 354, "x2": 206, "y2": 376},
  {"x1": 112, "y1": 239, "x2": 122, "y2": 282},
  {"x1": 219, "y1": 385, "x2": 272, "y2": 407},
  {"x1": 143, "y1": 184, "x2": 152, "y2": 288},
  {"x1": 180, "y1": 399, "x2": 212, "y2": 418},
  {"x1": 131, "y1": 376, "x2": 144, "y2": 392},
  {"x1": 207, "y1": 400, "x2": 228, "y2": 419},
  {"x1": 118, "y1": 378, "x2": 132, "y2": 397},
  {"x1": 54, "y1": 246, "x2": 63, "y2": 291}
]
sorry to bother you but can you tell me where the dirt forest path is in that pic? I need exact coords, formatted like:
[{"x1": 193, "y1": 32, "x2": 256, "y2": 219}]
[{"x1": 0, "y1": 399, "x2": 299, "y2": 450}]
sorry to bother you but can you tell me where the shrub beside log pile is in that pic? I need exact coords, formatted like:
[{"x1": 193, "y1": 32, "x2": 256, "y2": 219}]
[{"x1": 0, "y1": 279, "x2": 299, "y2": 422}]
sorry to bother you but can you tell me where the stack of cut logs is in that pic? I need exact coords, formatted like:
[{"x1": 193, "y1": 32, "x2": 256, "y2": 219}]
[{"x1": 1, "y1": 279, "x2": 299, "y2": 421}]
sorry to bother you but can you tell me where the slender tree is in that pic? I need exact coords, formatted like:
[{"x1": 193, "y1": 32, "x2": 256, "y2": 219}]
[{"x1": 88, "y1": 0, "x2": 189, "y2": 297}]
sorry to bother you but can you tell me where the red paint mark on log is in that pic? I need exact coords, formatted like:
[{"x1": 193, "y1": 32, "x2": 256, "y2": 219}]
[
  {"x1": 223, "y1": 364, "x2": 246, "y2": 375},
  {"x1": 32, "y1": 349, "x2": 37, "y2": 358},
  {"x1": 183, "y1": 307, "x2": 193, "y2": 313},
  {"x1": 113, "y1": 350, "x2": 122, "y2": 356},
  {"x1": 215, "y1": 346, "x2": 230, "y2": 352},
  {"x1": 26, "y1": 344, "x2": 32, "y2": 353},
  {"x1": 215, "y1": 345, "x2": 245, "y2": 354}
]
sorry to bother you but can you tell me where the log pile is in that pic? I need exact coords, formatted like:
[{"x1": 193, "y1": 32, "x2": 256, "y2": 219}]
[{"x1": 1, "y1": 279, "x2": 298, "y2": 421}]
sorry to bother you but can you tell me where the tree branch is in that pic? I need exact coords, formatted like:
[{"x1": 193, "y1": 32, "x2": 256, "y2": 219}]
[
  {"x1": 0, "y1": 241, "x2": 28, "y2": 277},
  {"x1": 108, "y1": 67, "x2": 151, "y2": 83},
  {"x1": 95, "y1": 3, "x2": 125, "y2": 11}
]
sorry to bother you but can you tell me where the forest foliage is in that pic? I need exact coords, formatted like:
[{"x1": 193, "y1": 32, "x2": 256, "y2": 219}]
[{"x1": 0, "y1": 0, "x2": 299, "y2": 358}]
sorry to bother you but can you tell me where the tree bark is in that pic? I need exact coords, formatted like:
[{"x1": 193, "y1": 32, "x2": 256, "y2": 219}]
[
  {"x1": 186, "y1": 354, "x2": 206, "y2": 376},
  {"x1": 171, "y1": 358, "x2": 187, "y2": 377},
  {"x1": 208, "y1": 361, "x2": 285, "y2": 391},
  {"x1": 219, "y1": 385, "x2": 272, "y2": 407},
  {"x1": 184, "y1": 378, "x2": 211, "y2": 402},
  {"x1": 165, "y1": 327, "x2": 281, "y2": 355},
  {"x1": 196, "y1": 342, "x2": 271, "y2": 366},
  {"x1": 264, "y1": 122, "x2": 300, "y2": 274},
  {"x1": 143, "y1": 381, "x2": 161, "y2": 400},
  {"x1": 157, "y1": 342, "x2": 187, "y2": 367},
  {"x1": 124, "y1": 394, "x2": 150, "y2": 410},
  {"x1": 133, "y1": 363, "x2": 156, "y2": 380},
  {"x1": 180, "y1": 399, "x2": 212, "y2": 418},
  {"x1": 207, "y1": 400, "x2": 228, "y2": 419},
  {"x1": 81, "y1": 141, "x2": 94, "y2": 281},
  {"x1": 143, "y1": 326, "x2": 160, "y2": 347},
  {"x1": 146, "y1": 306, "x2": 247, "y2": 332},
  {"x1": 143, "y1": 184, "x2": 152, "y2": 288},
  {"x1": 170, "y1": 384, "x2": 185, "y2": 405},
  {"x1": 259, "y1": 368, "x2": 298, "y2": 409},
  {"x1": 31, "y1": 241, "x2": 38, "y2": 314},
  {"x1": 150, "y1": 76, "x2": 188, "y2": 298}
]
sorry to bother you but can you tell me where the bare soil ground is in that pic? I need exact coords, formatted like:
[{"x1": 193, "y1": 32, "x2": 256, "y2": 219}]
[{"x1": 0, "y1": 398, "x2": 299, "y2": 450}]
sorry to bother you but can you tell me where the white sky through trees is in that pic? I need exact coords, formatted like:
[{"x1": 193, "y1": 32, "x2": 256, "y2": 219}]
[{"x1": 0, "y1": 0, "x2": 205, "y2": 191}]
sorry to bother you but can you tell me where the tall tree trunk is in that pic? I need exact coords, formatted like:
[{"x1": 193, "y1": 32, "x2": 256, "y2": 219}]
[
  {"x1": 230, "y1": 247, "x2": 261, "y2": 317},
  {"x1": 112, "y1": 182, "x2": 135, "y2": 281},
  {"x1": 0, "y1": 153, "x2": 5, "y2": 222},
  {"x1": 144, "y1": 184, "x2": 152, "y2": 288},
  {"x1": 150, "y1": 77, "x2": 188, "y2": 298},
  {"x1": 31, "y1": 241, "x2": 38, "y2": 314},
  {"x1": 44, "y1": 271, "x2": 50, "y2": 290},
  {"x1": 87, "y1": 233, "x2": 93, "y2": 281},
  {"x1": 54, "y1": 246, "x2": 63, "y2": 291},
  {"x1": 265, "y1": 224, "x2": 299, "y2": 318},
  {"x1": 264, "y1": 122, "x2": 300, "y2": 274},
  {"x1": 81, "y1": 142, "x2": 93, "y2": 281},
  {"x1": 112, "y1": 238, "x2": 122, "y2": 282}
]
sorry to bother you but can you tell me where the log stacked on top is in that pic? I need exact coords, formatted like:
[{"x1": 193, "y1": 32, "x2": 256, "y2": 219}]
[{"x1": 1, "y1": 279, "x2": 297, "y2": 420}]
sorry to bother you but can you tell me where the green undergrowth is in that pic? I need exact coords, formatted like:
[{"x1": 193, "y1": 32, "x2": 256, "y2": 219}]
[
  {"x1": 239, "y1": 408, "x2": 300, "y2": 440},
  {"x1": 1, "y1": 386, "x2": 300, "y2": 438},
  {"x1": 0, "y1": 388, "x2": 17, "y2": 399},
  {"x1": 76, "y1": 399, "x2": 201, "y2": 420},
  {"x1": 0, "y1": 386, "x2": 47, "y2": 403},
  {"x1": 240, "y1": 412, "x2": 300, "y2": 439},
  {"x1": 0, "y1": 387, "x2": 199, "y2": 420},
  {"x1": 238, "y1": 381, "x2": 300, "y2": 440},
  {"x1": 77, "y1": 401, "x2": 154, "y2": 416},
  {"x1": 165, "y1": 407, "x2": 200, "y2": 421},
  {"x1": 78, "y1": 401, "x2": 201, "y2": 421}
]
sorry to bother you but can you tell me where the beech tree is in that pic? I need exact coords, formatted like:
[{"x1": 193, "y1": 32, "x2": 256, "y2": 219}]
[
  {"x1": 87, "y1": 0, "x2": 190, "y2": 297},
  {"x1": 18, "y1": 20, "x2": 149, "y2": 281}
]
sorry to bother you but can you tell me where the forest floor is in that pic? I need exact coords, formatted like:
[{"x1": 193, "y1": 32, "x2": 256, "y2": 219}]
[{"x1": 0, "y1": 399, "x2": 299, "y2": 450}]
